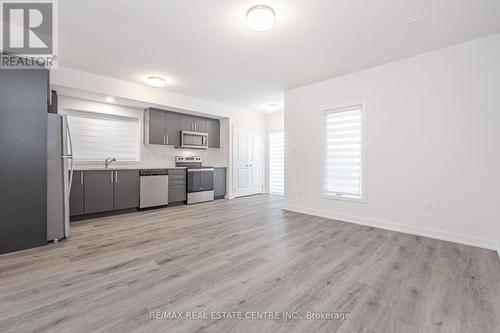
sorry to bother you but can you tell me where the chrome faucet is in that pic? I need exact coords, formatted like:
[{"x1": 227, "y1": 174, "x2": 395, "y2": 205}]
[{"x1": 105, "y1": 157, "x2": 116, "y2": 168}]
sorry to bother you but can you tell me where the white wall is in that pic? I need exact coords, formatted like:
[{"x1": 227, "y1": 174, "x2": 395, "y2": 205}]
[
  {"x1": 51, "y1": 67, "x2": 267, "y2": 199},
  {"x1": 284, "y1": 34, "x2": 500, "y2": 250},
  {"x1": 265, "y1": 111, "x2": 284, "y2": 193}
]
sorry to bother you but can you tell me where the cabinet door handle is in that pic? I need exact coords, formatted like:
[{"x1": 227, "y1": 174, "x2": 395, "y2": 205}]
[
  {"x1": 111, "y1": 171, "x2": 114, "y2": 183},
  {"x1": 80, "y1": 172, "x2": 84, "y2": 185},
  {"x1": 166, "y1": 135, "x2": 169, "y2": 145},
  {"x1": 163, "y1": 135, "x2": 166, "y2": 145},
  {"x1": 115, "y1": 171, "x2": 118, "y2": 183}
]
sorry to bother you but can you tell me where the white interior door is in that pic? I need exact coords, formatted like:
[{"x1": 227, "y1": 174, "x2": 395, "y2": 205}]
[
  {"x1": 249, "y1": 134, "x2": 263, "y2": 192},
  {"x1": 235, "y1": 130, "x2": 250, "y2": 193},
  {"x1": 233, "y1": 127, "x2": 264, "y2": 197}
]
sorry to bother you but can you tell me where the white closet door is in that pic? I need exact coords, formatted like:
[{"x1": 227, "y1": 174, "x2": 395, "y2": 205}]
[
  {"x1": 249, "y1": 134, "x2": 263, "y2": 191},
  {"x1": 233, "y1": 127, "x2": 264, "y2": 197},
  {"x1": 234, "y1": 130, "x2": 250, "y2": 193}
]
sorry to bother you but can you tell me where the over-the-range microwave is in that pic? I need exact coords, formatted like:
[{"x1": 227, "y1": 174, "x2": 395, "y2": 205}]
[{"x1": 180, "y1": 130, "x2": 208, "y2": 149}]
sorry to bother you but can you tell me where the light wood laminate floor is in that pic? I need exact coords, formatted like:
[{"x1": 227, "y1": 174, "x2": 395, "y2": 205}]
[{"x1": 0, "y1": 195, "x2": 499, "y2": 333}]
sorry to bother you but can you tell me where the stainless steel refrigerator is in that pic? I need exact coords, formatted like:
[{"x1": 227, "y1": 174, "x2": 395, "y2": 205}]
[{"x1": 47, "y1": 114, "x2": 73, "y2": 241}]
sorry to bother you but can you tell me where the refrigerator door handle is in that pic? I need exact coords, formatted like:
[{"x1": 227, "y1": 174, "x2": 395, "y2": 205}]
[{"x1": 63, "y1": 115, "x2": 74, "y2": 194}]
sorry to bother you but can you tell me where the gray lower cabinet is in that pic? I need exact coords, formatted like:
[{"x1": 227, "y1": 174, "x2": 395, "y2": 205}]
[
  {"x1": 113, "y1": 170, "x2": 139, "y2": 210},
  {"x1": 169, "y1": 185, "x2": 186, "y2": 203},
  {"x1": 70, "y1": 170, "x2": 140, "y2": 217},
  {"x1": 214, "y1": 168, "x2": 226, "y2": 198},
  {"x1": 84, "y1": 171, "x2": 115, "y2": 214},
  {"x1": 207, "y1": 119, "x2": 220, "y2": 148},
  {"x1": 70, "y1": 171, "x2": 84, "y2": 216},
  {"x1": 168, "y1": 169, "x2": 186, "y2": 204}
]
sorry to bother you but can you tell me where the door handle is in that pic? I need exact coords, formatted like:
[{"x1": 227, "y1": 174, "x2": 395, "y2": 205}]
[
  {"x1": 111, "y1": 171, "x2": 114, "y2": 183},
  {"x1": 80, "y1": 172, "x2": 84, "y2": 185},
  {"x1": 163, "y1": 135, "x2": 166, "y2": 145},
  {"x1": 166, "y1": 135, "x2": 169, "y2": 145},
  {"x1": 115, "y1": 171, "x2": 118, "y2": 183}
]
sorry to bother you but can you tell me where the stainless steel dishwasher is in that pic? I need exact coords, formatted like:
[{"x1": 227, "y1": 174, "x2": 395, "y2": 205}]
[{"x1": 139, "y1": 170, "x2": 169, "y2": 208}]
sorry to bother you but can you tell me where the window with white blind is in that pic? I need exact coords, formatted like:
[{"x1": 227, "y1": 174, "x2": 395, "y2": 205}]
[
  {"x1": 65, "y1": 110, "x2": 141, "y2": 161},
  {"x1": 323, "y1": 105, "x2": 364, "y2": 200},
  {"x1": 269, "y1": 131, "x2": 285, "y2": 194}
]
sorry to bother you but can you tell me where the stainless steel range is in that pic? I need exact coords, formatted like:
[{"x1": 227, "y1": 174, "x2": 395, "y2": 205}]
[{"x1": 176, "y1": 156, "x2": 214, "y2": 204}]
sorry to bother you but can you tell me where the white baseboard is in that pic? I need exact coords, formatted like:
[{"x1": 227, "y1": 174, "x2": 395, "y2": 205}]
[{"x1": 283, "y1": 204, "x2": 498, "y2": 251}]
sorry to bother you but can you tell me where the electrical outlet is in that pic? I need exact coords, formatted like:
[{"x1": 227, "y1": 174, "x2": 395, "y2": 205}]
[{"x1": 424, "y1": 202, "x2": 433, "y2": 211}]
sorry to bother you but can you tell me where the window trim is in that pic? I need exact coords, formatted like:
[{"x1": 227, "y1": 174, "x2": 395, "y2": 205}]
[
  {"x1": 269, "y1": 130, "x2": 285, "y2": 195},
  {"x1": 321, "y1": 104, "x2": 366, "y2": 203},
  {"x1": 62, "y1": 108, "x2": 143, "y2": 165}
]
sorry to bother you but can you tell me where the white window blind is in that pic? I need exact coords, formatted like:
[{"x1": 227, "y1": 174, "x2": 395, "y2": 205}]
[
  {"x1": 324, "y1": 105, "x2": 363, "y2": 199},
  {"x1": 65, "y1": 110, "x2": 140, "y2": 161},
  {"x1": 269, "y1": 131, "x2": 284, "y2": 194}
]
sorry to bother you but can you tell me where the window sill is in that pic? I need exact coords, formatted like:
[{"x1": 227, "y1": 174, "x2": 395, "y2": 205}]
[{"x1": 321, "y1": 193, "x2": 366, "y2": 204}]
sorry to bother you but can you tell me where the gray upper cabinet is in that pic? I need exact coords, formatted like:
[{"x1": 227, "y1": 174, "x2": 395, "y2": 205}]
[
  {"x1": 207, "y1": 119, "x2": 220, "y2": 148},
  {"x1": 165, "y1": 112, "x2": 181, "y2": 146},
  {"x1": 70, "y1": 171, "x2": 85, "y2": 216},
  {"x1": 146, "y1": 108, "x2": 181, "y2": 146},
  {"x1": 113, "y1": 170, "x2": 139, "y2": 210},
  {"x1": 84, "y1": 171, "x2": 114, "y2": 214},
  {"x1": 194, "y1": 117, "x2": 208, "y2": 133},
  {"x1": 148, "y1": 109, "x2": 166, "y2": 145},
  {"x1": 180, "y1": 115, "x2": 207, "y2": 133},
  {"x1": 180, "y1": 115, "x2": 195, "y2": 132},
  {"x1": 146, "y1": 108, "x2": 220, "y2": 149}
]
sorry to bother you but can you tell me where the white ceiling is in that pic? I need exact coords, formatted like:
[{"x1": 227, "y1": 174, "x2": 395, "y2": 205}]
[{"x1": 59, "y1": 0, "x2": 500, "y2": 113}]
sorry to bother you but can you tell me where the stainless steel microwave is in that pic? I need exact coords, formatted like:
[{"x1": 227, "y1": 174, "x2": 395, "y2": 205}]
[{"x1": 181, "y1": 131, "x2": 208, "y2": 149}]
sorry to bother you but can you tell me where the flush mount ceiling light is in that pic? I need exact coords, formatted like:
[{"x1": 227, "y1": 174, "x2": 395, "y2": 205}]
[
  {"x1": 266, "y1": 103, "x2": 282, "y2": 111},
  {"x1": 246, "y1": 5, "x2": 275, "y2": 32},
  {"x1": 146, "y1": 76, "x2": 166, "y2": 88},
  {"x1": 105, "y1": 96, "x2": 115, "y2": 103}
]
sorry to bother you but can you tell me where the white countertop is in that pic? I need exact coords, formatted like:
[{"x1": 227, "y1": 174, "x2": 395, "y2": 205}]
[{"x1": 73, "y1": 165, "x2": 227, "y2": 171}]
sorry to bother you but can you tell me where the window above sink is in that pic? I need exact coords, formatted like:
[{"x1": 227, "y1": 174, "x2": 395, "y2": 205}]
[{"x1": 63, "y1": 109, "x2": 141, "y2": 162}]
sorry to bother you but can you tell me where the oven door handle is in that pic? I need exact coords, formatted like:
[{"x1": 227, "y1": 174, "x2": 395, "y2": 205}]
[{"x1": 187, "y1": 168, "x2": 214, "y2": 172}]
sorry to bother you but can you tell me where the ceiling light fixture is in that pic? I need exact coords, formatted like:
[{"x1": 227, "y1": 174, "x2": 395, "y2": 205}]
[
  {"x1": 146, "y1": 76, "x2": 166, "y2": 88},
  {"x1": 105, "y1": 96, "x2": 115, "y2": 103},
  {"x1": 267, "y1": 103, "x2": 282, "y2": 111},
  {"x1": 246, "y1": 5, "x2": 275, "y2": 32}
]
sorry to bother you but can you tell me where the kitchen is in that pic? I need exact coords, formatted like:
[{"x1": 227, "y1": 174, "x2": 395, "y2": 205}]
[
  {"x1": 51, "y1": 94, "x2": 231, "y2": 239},
  {"x1": 2, "y1": 65, "x2": 262, "y2": 253}
]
